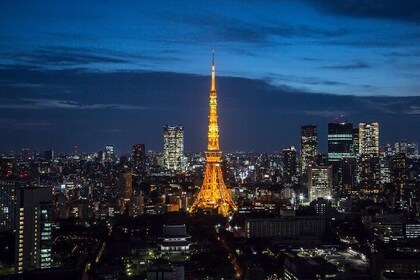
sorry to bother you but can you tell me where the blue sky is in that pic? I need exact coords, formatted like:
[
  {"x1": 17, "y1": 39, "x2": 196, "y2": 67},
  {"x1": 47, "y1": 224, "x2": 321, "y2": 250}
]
[
  {"x1": 0, "y1": 0, "x2": 420, "y2": 152},
  {"x1": 1, "y1": 0, "x2": 419, "y2": 96}
]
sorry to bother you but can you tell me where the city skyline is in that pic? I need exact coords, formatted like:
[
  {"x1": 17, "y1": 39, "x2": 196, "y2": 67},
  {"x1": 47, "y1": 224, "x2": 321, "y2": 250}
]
[{"x1": 1, "y1": 2, "x2": 420, "y2": 279}]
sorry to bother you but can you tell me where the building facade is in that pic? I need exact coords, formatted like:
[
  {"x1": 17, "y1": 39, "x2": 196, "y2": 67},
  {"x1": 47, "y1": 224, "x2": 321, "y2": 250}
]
[
  {"x1": 245, "y1": 216, "x2": 325, "y2": 239},
  {"x1": 163, "y1": 125, "x2": 184, "y2": 171},
  {"x1": 282, "y1": 146, "x2": 297, "y2": 183},
  {"x1": 132, "y1": 144, "x2": 145, "y2": 171},
  {"x1": 105, "y1": 145, "x2": 114, "y2": 161},
  {"x1": 158, "y1": 224, "x2": 191, "y2": 254},
  {"x1": 359, "y1": 122, "x2": 379, "y2": 156},
  {"x1": 307, "y1": 165, "x2": 332, "y2": 202},
  {"x1": 0, "y1": 178, "x2": 17, "y2": 233},
  {"x1": 358, "y1": 122, "x2": 380, "y2": 195},
  {"x1": 15, "y1": 186, "x2": 53, "y2": 273},
  {"x1": 119, "y1": 170, "x2": 133, "y2": 201},
  {"x1": 328, "y1": 122, "x2": 354, "y2": 166},
  {"x1": 300, "y1": 125, "x2": 318, "y2": 174}
]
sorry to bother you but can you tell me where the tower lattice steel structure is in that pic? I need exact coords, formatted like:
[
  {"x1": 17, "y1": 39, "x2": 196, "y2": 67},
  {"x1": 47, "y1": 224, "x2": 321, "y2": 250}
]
[{"x1": 190, "y1": 53, "x2": 237, "y2": 217}]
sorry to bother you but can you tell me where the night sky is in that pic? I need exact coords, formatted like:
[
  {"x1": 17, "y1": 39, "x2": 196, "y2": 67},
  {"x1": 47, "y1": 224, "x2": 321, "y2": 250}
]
[{"x1": 0, "y1": 0, "x2": 420, "y2": 154}]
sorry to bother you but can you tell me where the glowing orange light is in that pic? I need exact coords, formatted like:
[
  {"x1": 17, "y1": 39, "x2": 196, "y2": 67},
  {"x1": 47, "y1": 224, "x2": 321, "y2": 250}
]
[{"x1": 189, "y1": 53, "x2": 237, "y2": 217}]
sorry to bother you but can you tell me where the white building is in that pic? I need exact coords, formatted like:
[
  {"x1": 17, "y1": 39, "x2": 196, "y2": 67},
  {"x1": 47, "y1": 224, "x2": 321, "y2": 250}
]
[
  {"x1": 163, "y1": 125, "x2": 185, "y2": 171},
  {"x1": 307, "y1": 165, "x2": 332, "y2": 202},
  {"x1": 359, "y1": 122, "x2": 379, "y2": 156}
]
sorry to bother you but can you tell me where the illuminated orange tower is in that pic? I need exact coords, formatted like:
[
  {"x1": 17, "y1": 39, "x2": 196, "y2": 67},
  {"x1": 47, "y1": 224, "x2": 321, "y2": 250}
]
[{"x1": 190, "y1": 53, "x2": 237, "y2": 217}]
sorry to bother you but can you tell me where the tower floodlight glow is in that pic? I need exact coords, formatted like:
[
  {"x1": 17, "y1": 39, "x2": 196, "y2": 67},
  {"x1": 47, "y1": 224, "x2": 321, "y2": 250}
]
[{"x1": 189, "y1": 53, "x2": 237, "y2": 217}]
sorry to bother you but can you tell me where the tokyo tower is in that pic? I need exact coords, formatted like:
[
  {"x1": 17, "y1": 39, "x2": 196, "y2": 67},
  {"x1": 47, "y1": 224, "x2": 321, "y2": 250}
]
[{"x1": 189, "y1": 53, "x2": 237, "y2": 217}]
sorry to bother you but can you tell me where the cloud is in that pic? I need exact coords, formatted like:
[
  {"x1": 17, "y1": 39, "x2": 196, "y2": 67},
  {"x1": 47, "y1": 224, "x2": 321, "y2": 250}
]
[
  {"x1": 355, "y1": 97, "x2": 420, "y2": 114},
  {"x1": 159, "y1": 13, "x2": 349, "y2": 44},
  {"x1": 322, "y1": 38, "x2": 412, "y2": 48},
  {"x1": 265, "y1": 73, "x2": 347, "y2": 86},
  {"x1": 321, "y1": 62, "x2": 371, "y2": 70},
  {"x1": 102, "y1": 128, "x2": 123, "y2": 133},
  {"x1": 384, "y1": 50, "x2": 420, "y2": 58},
  {"x1": 305, "y1": 0, "x2": 420, "y2": 23},
  {"x1": 0, "y1": 99, "x2": 148, "y2": 110},
  {"x1": 0, "y1": 118, "x2": 51, "y2": 129},
  {"x1": 5, "y1": 83, "x2": 46, "y2": 88},
  {"x1": 300, "y1": 110, "x2": 355, "y2": 117},
  {"x1": 405, "y1": 106, "x2": 420, "y2": 115},
  {"x1": 1, "y1": 46, "x2": 185, "y2": 69},
  {"x1": 299, "y1": 57, "x2": 321, "y2": 61},
  {"x1": 17, "y1": 46, "x2": 129, "y2": 65}
]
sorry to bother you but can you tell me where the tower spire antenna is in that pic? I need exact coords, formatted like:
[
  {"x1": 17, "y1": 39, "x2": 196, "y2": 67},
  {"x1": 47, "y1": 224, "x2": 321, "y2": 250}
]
[{"x1": 211, "y1": 51, "x2": 216, "y2": 91}]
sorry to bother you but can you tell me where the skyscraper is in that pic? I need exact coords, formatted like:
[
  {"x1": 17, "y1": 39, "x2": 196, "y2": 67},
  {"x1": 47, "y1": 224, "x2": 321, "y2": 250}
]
[
  {"x1": 15, "y1": 186, "x2": 52, "y2": 273},
  {"x1": 300, "y1": 125, "x2": 318, "y2": 174},
  {"x1": 119, "y1": 170, "x2": 133, "y2": 201},
  {"x1": 190, "y1": 53, "x2": 237, "y2": 217},
  {"x1": 352, "y1": 128, "x2": 359, "y2": 157},
  {"x1": 391, "y1": 153, "x2": 408, "y2": 198},
  {"x1": 328, "y1": 122, "x2": 355, "y2": 194},
  {"x1": 0, "y1": 177, "x2": 18, "y2": 233},
  {"x1": 105, "y1": 145, "x2": 114, "y2": 161},
  {"x1": 406, "y1": 141, "x2": 419, "y2": 158},
  {"x1": 282, "y1": 146, "x2": 297, "y2": 183},
  {"x1": 72, "y1": 144, "x2": 79, "y2": 157},
  {"x1": 358, "y1": 122, "x2": 380, "y2": 195},
  {"x1": 132, "y1": 144, "x2": 146, "y2": 171},
  {"x1": 359, "y1": 122, "x2": 379, "y2": 156},
  {"x1": 394, "y1": 140, "x2": 408, "y2": 155},
  {"x1": 328, "y1": 122, "x2": 354, "y2": 165},
  {"x1": 307, "y1": 165, "x2": 332, "y2": 202},
  {"x1": 163, "y1": 125, "x2": 184, "y2": 171},
  {"x1": 340, "y1": 157, "x2": 357, "y2": 196}
]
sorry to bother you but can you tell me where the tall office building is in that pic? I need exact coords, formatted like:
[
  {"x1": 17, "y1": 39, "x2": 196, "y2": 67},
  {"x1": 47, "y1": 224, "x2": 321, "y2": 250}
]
[
  {"x1": 406, "y1": 141, "x2": 419, "y2": 158},
  {"x1": 300, "y1": 125, "x2": 318, "y2": 174},
  {"x1": 352, "y1": 128, "x2": 359, "y2": 157},
  {"x1": 380, "y1": 155, "x2": 391, "y2": 185},
  {"x1": 328, "y1": 122, "x2": 354, "y2": 165},
  {"x1": 163, "y1": 125, "x2": 184, "y2": 171},
  {"x1": 340, "y1": 157, "x2": 357, "y2": 196},
  {"x1": 328, "y1": 122, "x2": 355, "y2": 195},
  {"x1": 105, "y1": 145, "x2": 114, "y2": 161},
  {"x1": 282, "y1": 146, "x2": 297, "y2": 183},
  {"x1": 394, "y1": 140, "x2": 419, "y2": 158},
  {"x1": 119, "y1": 170, "x2": 133, "y2": 201},
  {"x1": 394, "y1": 141, "x2": 408, "y2": 155},
  {"x1": 391, "y1": 153, "x2": 408, "y2": 198},
  {"x1": 307, "y1": 165, "x2": 332, "y2": 202},
  {"x1": 358, "y1": 122, "x2": 380, "y2": 195},
  {"x1": 72, "y1": 144, "x2": 79, "y2": 157},
  {"x1": 0, "y1": 156, "x2": 16, "y2": 174},
  {"x1": 15, "y1": 186, "x2": 52, "y2": 273},
  {"x1": 359, "y1": 155, "x2": 380, "y2": 195},
  {"x1": 359, "y1": 122, "x2": 379, "y2": 156},
  {"x1": 132, "y1": 144, "x2": 146, "y2": 171},
  {"x1": 0, "y1": 178, "x2": 17, "y2": 233}
]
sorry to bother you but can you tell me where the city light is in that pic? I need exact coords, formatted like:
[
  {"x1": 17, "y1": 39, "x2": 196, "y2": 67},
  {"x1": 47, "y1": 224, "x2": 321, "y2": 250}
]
[{"x1": 1, "y1": 2, "x2": 419, "y2": 279}]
